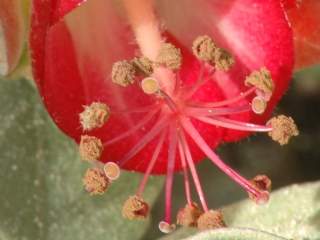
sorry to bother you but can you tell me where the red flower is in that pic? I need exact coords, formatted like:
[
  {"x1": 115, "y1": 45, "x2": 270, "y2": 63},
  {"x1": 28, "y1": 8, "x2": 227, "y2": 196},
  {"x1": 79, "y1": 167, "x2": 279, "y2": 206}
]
[{"x1": 29, "y1": 0, "x2": 300, "y2": 231}]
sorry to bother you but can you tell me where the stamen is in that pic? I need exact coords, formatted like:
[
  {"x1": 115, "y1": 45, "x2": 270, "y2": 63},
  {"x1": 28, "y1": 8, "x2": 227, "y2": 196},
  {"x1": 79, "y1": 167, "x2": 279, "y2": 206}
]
[
  {"x1": 189, "y1": 87, "x2": 256, "y2": 108},
  {"x1": 122, "y1": 195, "x2": 149, "y2": 220},
  {"x1": 104, "y1": 109, "x2": 159, "y2": 146},
  {"x1": 245, "y1": 67, "x2": 274, "y2": 101},
  {"x1": 192, "y1": 35, "x2": 217, "y2": 62},
  {"x1": 252, "y1": 96, "x2": 267, "y2": 115},
  {"x1": 141, "y1": 77, "x2": 160, "y2": 95},
  {"x1": 213, "y1": 48, "x2": 235, "y2": 71},
  {"x1": 83, "y1": 168, "x2": 109, "y2": 195},
  {"x1": 181, "y1": 118, "x2": 269, "y2": 204},
  {"x1": 180, "y1": 131, "x2": 209, "y2": 212},
  {"x1": 267, "y1": 115, "x2": 299, "y2": 145},
  {"x1": 155, "y1": 43, "x2": 182, "y2": 70},
  {"x1": 132, "y1": 56, "x2": 153, "y2": 76},
  {"x1": 197, "y1": 210, "x2": 226, "y2": 230},
  {"x1": 79, "y1": 135, "x2": 103, "y2": 161},
  {"x1": 111, "y1": 60, "x2": 136, "y2": 87},
  {"x1": 178, "y1": 140, "x2": 192, "y2": 205},
  {"x1": 176, "y1": 203, "x2": 203, "y2": 227},
  {"x1": 186, "y1": 105, "x2": 251, "y2": 117},
  {"x1": 79, "y1": 102, "x2": 110, "y2": 131},
  {"x1": 158, "y1": 221, "x2": 176, "y2": 234},
  {"x1": 104, "y1": 162, "x2": 121, "y2": 181},
  {"x1": 118, "y1": 114, "x2": 169, "y2": 166},
  {"x1": 195, "y1": 116, "x2": 272, "y2": 132},
  {"x1": 249, "y1": 175, "x2": 272, "y2": 204},
  {"x1": 164, "y1": 123, "x2": 178, "y2": 224},
  {"x1": 136, "y1": 130, "x2": 166, "y2": 196}
]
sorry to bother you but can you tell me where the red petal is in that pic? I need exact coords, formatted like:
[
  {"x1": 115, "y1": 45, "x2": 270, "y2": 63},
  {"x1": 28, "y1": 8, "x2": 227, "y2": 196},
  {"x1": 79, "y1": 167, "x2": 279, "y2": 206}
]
[
  {"x1": 0, "y1": 0, "x2": 26, "y2": 76},
  {"x1": 30, "y1": 0, "x2": 294, "y2": 174},
  {"x1": 283, "y1": 0, "x2": 320, "y2": 69}
]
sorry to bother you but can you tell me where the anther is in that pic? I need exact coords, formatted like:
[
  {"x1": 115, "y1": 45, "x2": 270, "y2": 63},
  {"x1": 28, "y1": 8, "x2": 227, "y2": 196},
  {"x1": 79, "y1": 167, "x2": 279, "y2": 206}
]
[
  {"x1": 248, "y1": 175, "x2": 272, "y2": 204},
  {"x1": 141, "y1": 77, "x2": 160, "y2": 95},
  {"x1": 267, "y1": 115, "x2": 299, "y2": 145},
  {"x1": 158, "y1": 221, "x2": 176, "y2": 234},
  {"x1": 132, "y1": 57, "x2": 153, "y2": 76},
  {"x1": 104, "y1": 162, "x2": 121, "y2": 181},
  {"x1": 252, "y1": 96, "x2": 267, "y2": 115},
  {"x1": 80, "y1": 102, "x2": 110, "y2": 131},
  {"x1": 176, "y1": 203, "x2": 203, "y2": 227},
  {"x1": 112, "y1": 60, "x2": 136, "y2": 87},
  {"x1": 213, "y1": 47, "x2": 235, "y2": 71},
  {"x1": 156, "y1": 43, "x2": 182, "y2": 70},
  {"x1": 83, "y1": 168, "x2": 109, "y2": 195},
  {"x1": 197, "y1": 210, "x2": 226, "y2": 231},
  {"x1": 122, "y1": 195, "x2": 149, "y2": 220},
  {"x1": 245, "y1": 67, "x2": 274, "y2": 101},
  {"x1": 192, "y1": 35, "x2": 217, "y2": 62},
  {"x1": 79, "y1": 135, "x2": 103, "y2": 161}
]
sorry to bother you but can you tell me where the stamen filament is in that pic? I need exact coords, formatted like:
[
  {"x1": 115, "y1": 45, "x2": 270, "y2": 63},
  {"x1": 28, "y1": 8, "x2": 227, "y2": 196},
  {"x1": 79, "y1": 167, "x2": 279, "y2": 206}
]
[
  {"x1": 164, "y1": 123, "x2": 178, "y2": 224},
  {"x1": 186, "y1": 105, "x2": 251, "y2": 117},
  {"x1": 189, "y1": 87, "x2": 256, "y2": 108},
  {"x1": 118, "y1": 115, "x2": 169, "y2": 166},
  {"x1": 179, "y1": 130, "x2": 209, "y2": 212},
  {"x1": 136, "y1": 130, "x2": 166, "y2": 196},
  {"x1": 104, "y1": 109, "x2": 159, "y2": 146},
  {"x1": 181, "y1": 118, "x2": 268, "y2": 202},
  {"x1": 178, "y1": 139, "x2": 192, "y2": 205},
  {"x1": 196, "y1": 116, "x2": 272, "y2": 132}
]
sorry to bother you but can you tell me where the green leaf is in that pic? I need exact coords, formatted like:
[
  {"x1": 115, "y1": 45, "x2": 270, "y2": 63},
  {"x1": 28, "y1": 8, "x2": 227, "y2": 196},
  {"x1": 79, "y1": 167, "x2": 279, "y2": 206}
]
[
  {"x1": 161, "y1": 181, "x2": 320, "y2": 240},
  {"x1": 0, "y1": 78, "x2": 164, "y2": 240}
]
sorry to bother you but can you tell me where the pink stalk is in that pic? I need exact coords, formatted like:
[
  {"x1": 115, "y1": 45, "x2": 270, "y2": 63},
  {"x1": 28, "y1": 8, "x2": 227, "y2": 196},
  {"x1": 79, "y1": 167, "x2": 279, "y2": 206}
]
[
  {"x1": 179, "y1": 130, "x2": 209, "y2": 212},
  {"x1": 181, "y1": 64, "x2": 207, "y2": 100},
  {"x1": 181, "y1": 117, "x2": 268, "y2": 202},
  {"x1": 189, "y1": 87, "x2": 256, "y2": 108},
  {"x1": 164, "y1": 123, "x2": 178, "y2": 224},
  {"x1": 178, "y1": 140, "x2": 192, "y2": 205},
  {"x1": 104, "y1": 109, "x2": 159, "y2": 146},
  {"x1": 118, "y1": 115, "x2": 169, "y2": 166},
  {"x1": 196, "y1": 116, "x2": 272, "y2": 132},
  {"x1": 136, "y1": 130, "x2": 166, "y2": 196},
  {"x1": 186, "y1": 105, "x2": 251, "y2": 117}
]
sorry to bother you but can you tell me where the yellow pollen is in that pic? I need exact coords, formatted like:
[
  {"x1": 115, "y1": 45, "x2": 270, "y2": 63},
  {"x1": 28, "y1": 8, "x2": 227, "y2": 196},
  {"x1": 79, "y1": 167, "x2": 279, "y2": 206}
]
[
  {"x1": 155, "y1": 43, "x2": 182, "y2": 70},
  {"x1": 83, "y1": 168, "x2": 109, "y2": 195},
  {"x1": 267, "y1": 115, "x2": 299, "y2": 145},
  {"x1": 252, "y1": 96, "x2": 267, "y2": 115},
  {"x1": 197, "y1": 210, "x2": 226, "y2": 231},
  {"x1": 104, "y1": 162, "x2": 121, "y2": 181},
  {"x1": 79, "y1": 135, "x2": 103, "y2": 162},
  {"x1": 176, "y1": 203, "x2": 203, "y2": 227},
  {"x1": 213, "y1": 47, "x2": 235, "y2": 71},
  {"x1": 192, "y1": 35, "x2": 217, "y2": 62},
  {"x1": 112, "y1": 60, "x2": 136, "y2": 87},
  {"x1": 245, "y1": 67, "x2": 274, "y2": 100},
  {"x1": 141, "y1": 77, "x2": 160, "y2": 95},
  {"x1": 79, "y1": 102, "x2": 110, "y2": 131},
  {"x1": 122, "y1": 195, "x2": 149, "y2": 220},
  {"x1": 132, "y1": 56, "x2": 153, "y2": 76},
  {"x1": 158, "y1": 221, "x2": 176, "y2": 234}
]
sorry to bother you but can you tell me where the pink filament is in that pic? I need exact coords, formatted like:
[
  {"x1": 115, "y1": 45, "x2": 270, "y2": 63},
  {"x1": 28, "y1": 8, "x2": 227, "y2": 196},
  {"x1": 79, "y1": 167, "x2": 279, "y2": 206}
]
[
  {"x1": 179, "y1": 130, "x2": 209, "y2": 212},
  {"x1": 178, "y1": 139, "x2": 192, "y2": 205},
  {"x1": 186, "y1": 105, "x2": 251, "y2": 117},
  {"x1": 196, "y1": 116, "x2": 272, "y2": 132},
  {"x1": 104, "y1": 109, "x2": 159, "y2": 146},
  {"x1": 181, "y1": 117, "x2": 264, "y2": 200},
  {"x1": 118, "y1": 114, "x2": 169, "y2": 166},
  {"x1": 136, "y1": 130, "x2": 166, "y2": 196},
  {"x1": 164, "y1": 123, "x2": 178, "y2": 223}
]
